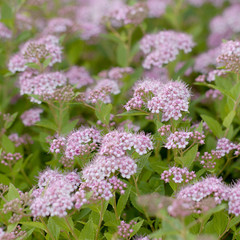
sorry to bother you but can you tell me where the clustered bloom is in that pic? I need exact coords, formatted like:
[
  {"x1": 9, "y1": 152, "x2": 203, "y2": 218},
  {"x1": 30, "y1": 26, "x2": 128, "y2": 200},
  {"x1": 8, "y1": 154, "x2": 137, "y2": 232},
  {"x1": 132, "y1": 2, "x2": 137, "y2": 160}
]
[
  {"x1": 228, "y1": 182, "x2": 240, "y2": 216},
  {"x1": 99, "y1": 131, "x2": 153, "y2": 157},
  {"x1": 30, "y1": 169, "x2": 81, "y2": 217},
  {"x1": 19, "y1": 71, "x2": 67, "y2": 103},
  {"x1": 146, "y1": 0, "x2": 171, "y2": 18},
  {"x1": 117, "y1": 220, "x2": 136, "y2": 239},
  {"x1": 216, "y1": 137, "x2": 237, "y2": 156},
  {"x1": 161, "y1": 167, "x2": 196, "y2": 184},
  {"x1": 21, "y1": 108, "x2": 43, "y2": 126},
  {"x1": 0, "y1": 226, "x2": 26, "y2": 240},
  {"x1": 86, "y1": 79, "x2": 120, "y2": 104},
  {"x1": 177, "y1": 177, "x2": 229, "y2": 212},
  {"x1": 106, "y1": 2, "x2": 148, "y2": 27},
  {"x1": 216, "y1": 40, "x2": 240, "y2": 73},
  {"x1": 165, "y1": 130, "x2": 205, "y2": 149},
  {"x1": 125, "y1": 80, "x2": 191, "y2": 122},
  {"x1": 194, "y1": 47, "x2": 220, "y2": 74},
  {"x1": 158, "y1": 125, "x2": 171, "y2": 136},
  {"x1": 0, "y1": 22, "x2": 12, "y2": 40},
  {"x1": 208, "y1": 4, "x2": 240, "y2": 48},
  {"x1": 140, "y1": 31, "x2": 195, "y2": 69},
  {"x1": 44, "y1": 17, "x2": 74, "y2": 35},
  {"x1": 99, "y1": 67, "x2": 133, "y2": 80},
  {"x1": 8, "y1": 35, "x2": 62, "y2": 73},
  {"x1": 3, "y1": 192, "x2": 32, "y2": 223},
  {"x1": 50, "y1": 127, "x2": 101, "y2": 160},
  {"x1": 1, "y1": 152, "x2": 23, "y2": 167},
  {"x1": 9, "y1": 133, "x2": 33, "y2": 147},
  {"x1": 65, "y1": 66, "x2": 94, "y2": 88}
]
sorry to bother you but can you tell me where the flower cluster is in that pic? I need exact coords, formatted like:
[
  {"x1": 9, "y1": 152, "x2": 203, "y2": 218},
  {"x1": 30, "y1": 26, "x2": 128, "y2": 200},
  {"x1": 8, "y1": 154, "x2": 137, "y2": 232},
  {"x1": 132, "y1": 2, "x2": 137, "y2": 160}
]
[
  {"x1": 125, "y1": 80, "x2": 191, "y2": 122},
  {"x1": 161, "y1": 167, "x2": 196, "y2": 184},
  {"x1": 19, "y1": 71, "x2": 67, "y2": 103},
  {"x1": 107, "y1": 2, "x2": 148, "y2": 27},
  {"x1": 208, "y1": 4, "x2": 240, "y2": 48},
  {"x1": 65, "y1": 66, "x2": 93, "y2": 89},
  {"x1": 99, "y1": 67, "x2": 133, "y2": 80},
  {"x1": 147, "y1": 0, "x2": 171, "y2": 18},
  {"x1": 216, "y1": 40, "x2": 240, "y2": 73},
  {"x1": 9, "y1": 133, "x2": 33, "y2": 147},
  {"x1": 229, "y1": 182, "x2": 240, "y2": 216},
  {"x1": 1, "y1": 152, "x2": 23, "y2": 167},
  {"x1": 0, "y1": 22, "x2": 12, "y2": 40},
  {"x1": 86, "y1": 79, "x2": 120, "y2": 104},
  {"x1": 30, "y1": 169, "x2": 81, "y2": 217},
  {"x1": 117, "y1": 220, "x2": 136, "y2": 239},
  {"x1": 140, "y1": 31, "x2": 195, "y2": 69},
  {"x1": 165, "y1": 130, "x2": 205, "y2": 149},
  {"x1": 21, "y1": 108, "x2": 43, "y2": 126},
  {"x1": 0, "y1": 226, "x2": 26, "y2": 240},
  {"x1": 177, "y1": 177, "x2": 229, "y2": 211},
  {"x1": 8, "y1": 35, "x2": 62, "y2": 73},
  {"x1": 99, "y1": 130, "x2": 153, "y2": 157},
  {"x1": 50, "y1": 127, "x2": 101, "y2": 160}
]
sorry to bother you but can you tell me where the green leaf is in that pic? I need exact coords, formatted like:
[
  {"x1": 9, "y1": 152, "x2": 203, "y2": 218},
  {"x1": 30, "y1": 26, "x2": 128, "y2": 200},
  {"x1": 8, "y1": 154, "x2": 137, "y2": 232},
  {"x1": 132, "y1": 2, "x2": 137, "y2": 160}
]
[
  {"x1": 7, "y1": 184, "x2": 20, "y2": 201},
  {"x1": 117, "y1": 42, "x2": 128, "y2": 67},
  {"x1": 182, "y1": 145, "x2": 198, "y2": 168},
  {"x1": 20, "y1": 221, "x2": 46, "y2": 231},
  {"x1": 48, "y1": 217, "x2": 60, "y2": 239},
  {"x1": 173, "y1": 59, "x2": 194, "y2": 79},
  {"x1": 1, "y1": 2, "x2": 13, "y2": 21},
  {"x1": 61, "y1": 119, "x2": 78, "y2": 134},
  {"x1": 194, "y1": 82, "x2": 235, "y2": 102},
  {"x1": 201, "y1": 114, "x2": 223, "y2": 138},
  {"x1": 4, "y1": 112, "x2": 18, "y2": 130},
  {"x1": 95, "y1": 102, "x2": 112, "y2": 125},
  {"x1": 0, "y1": 174, "x2": 10, "y2": 185},
  {"x1": 79, "y1": 218, "x2": 96, "y2": 240},
  {"x1": 223, "y1": 110, "x2": 236, "y2": 128},
  {"x1": 43, "y1": 57, "x2": 52, "y2": 69},
  {"x1": 2, "y1": 134, "x2": 15, "y2": 153},
  {"x1": 117, "y1": 186, "x2": 132, "y2": 216},
  {"x1": 230, "y1": 215, "x2": 240, "y2": 229},
  {"x1": 130, "y1": 220, "x2": 144, "y2": 238},
  {"x1": 212, "y1": 212, "x2": 229, "y2": 236},
  {"x1": 35, "y1": 119, "x2": 58, "y2": 131},
  {"x1": 136, "y1": 152, "x2": 151, "y2": 178},
  {"x1": 51, "y1": 216, "x2": 70, "y2": 232},
  {"x1": 25, "y1": 62, "x2": 41, "y2": 71},
  {"x1": 117, "y1": 110, "x2": 149, "y2": 117}
]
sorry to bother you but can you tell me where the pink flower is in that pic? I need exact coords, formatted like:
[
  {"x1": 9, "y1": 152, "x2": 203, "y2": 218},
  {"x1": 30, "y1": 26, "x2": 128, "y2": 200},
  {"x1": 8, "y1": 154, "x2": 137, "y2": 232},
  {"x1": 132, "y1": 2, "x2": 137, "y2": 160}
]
[
  {"x1": 21, "y1": 108, "x2": 43, "y2": 126},
  {"x1": 65, "y1": 66, "x2": 93, "y2": 88}
]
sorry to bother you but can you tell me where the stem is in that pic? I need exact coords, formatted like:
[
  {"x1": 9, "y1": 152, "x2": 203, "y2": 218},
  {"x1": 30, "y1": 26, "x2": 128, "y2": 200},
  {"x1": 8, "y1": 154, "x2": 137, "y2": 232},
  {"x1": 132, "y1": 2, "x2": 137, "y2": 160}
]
[
  {"x1": 95, "y1": 200, "x2": 104, "y2": 240},
  {"x1": 132, "y1": 175, "x2": 155, "y2": 232},
  {"x1": 113, "y1": 193, "x2": 119, "y2": 220},
  {"x1": 64, "y1": 216, "x2": 78, "y2": 240},
  {"x1": 224, "y1": 94, "x2": 240, "y2": 138},
  {"x1": 20, "y1": 169, "x2": 32, "y2": 186},
  {"x1": 218, "y1": 156, "x2": 233, "y2": 175},
  {"x1": 39, "y1": 216, "x2": 56, "y2": 240},
  {"x1": 218, "y1": 216, "x2": 233, "y2": 240}
]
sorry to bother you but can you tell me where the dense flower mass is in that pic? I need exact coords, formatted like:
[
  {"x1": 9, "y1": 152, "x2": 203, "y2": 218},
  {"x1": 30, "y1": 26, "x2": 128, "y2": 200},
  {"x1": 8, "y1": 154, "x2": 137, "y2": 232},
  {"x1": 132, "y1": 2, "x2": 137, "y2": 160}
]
[
  {"x1": 19, "y1": 71, "x2": 67, "y2": 103},
  {"x1": 161, "y1": 167, "x2": 196, "y2": 183},
  {"x1": 30, "y1": 169, "x2": 81, "y2": 217},
  {"x1": 177, "y1": 177, "x2": 229, "y2": 207},
  {"x1": 2, "y1": 0, "x2": 240, "y2": 239},
  {"x1": 216, "y1": 40, "x2": 240, "y2": 72},
  {"x1": 126, "y1": 79, "x2": 191, "y2": 122},
  {"x1": 8, "y1": 35, "x2": 62, "y2": 73},
  {"x1": 86, "y1": 79, "x2": 120, "y2": 104},
  {"x1": 140, "y1": 31, "x2": 195, "y2": 69},
  {"x1": 21, "y1": 108, "x2": 43, "y2": 126},
  {"x1": 65, "y1": 66, "x2": 93, "y2": 88},
  {"x1": 0, "y1": 22, "x2": 12, "y2": 40}
]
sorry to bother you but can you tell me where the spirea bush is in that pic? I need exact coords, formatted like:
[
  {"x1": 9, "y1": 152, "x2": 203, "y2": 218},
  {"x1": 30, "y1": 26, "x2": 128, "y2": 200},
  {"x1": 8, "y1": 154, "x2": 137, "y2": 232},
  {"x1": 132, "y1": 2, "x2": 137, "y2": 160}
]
[{"x1": 1, "y1": 0, "x2": 240, "y2": 239}]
